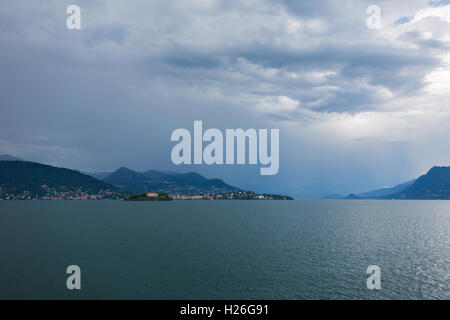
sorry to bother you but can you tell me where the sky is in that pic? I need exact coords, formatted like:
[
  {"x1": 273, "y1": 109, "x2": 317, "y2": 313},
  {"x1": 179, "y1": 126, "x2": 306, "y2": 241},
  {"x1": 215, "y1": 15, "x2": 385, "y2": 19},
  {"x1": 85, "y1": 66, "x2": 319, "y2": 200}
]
[{"x1": 1, "y1": 0, "x2": 450, "y2": 198}]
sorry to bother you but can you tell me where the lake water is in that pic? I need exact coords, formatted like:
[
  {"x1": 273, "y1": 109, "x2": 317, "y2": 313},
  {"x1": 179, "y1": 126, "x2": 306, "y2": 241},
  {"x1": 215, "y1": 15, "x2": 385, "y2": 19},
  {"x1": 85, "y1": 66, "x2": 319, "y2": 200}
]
[{"x1": 0, "y1": 200, "x2": 449, "y2": 300}]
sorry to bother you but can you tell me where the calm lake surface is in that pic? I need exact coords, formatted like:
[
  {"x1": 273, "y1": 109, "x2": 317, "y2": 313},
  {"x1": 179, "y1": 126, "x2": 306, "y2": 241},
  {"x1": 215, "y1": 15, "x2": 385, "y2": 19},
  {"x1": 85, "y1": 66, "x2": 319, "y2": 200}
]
[{"x1": 0, "y1": 200, "x2": 449, "y2": 300}]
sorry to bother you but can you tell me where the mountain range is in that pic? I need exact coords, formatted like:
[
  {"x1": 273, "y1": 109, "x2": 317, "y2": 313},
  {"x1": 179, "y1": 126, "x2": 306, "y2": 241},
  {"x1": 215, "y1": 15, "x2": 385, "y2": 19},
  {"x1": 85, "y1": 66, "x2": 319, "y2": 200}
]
[
  {"x1": 346, "y1": 180, "x2": 416, "y2": 199},
  {"x1": 0, "y1": 155, "x2": 240, "y2": 199},
  {"x1": 0, "y1": 160, "x2": 123, "y2": 200},
  {"x1": 2, "y1": 154, "x2": 450, "y2": 200},
  {"x1": 98, "y1": 167, "x2": 240, "y2": 195},
  {"x1": 387, "y1": 166, "x2": 450, "y2": 199},
  {"x1": 347, "y1": 166, "x2": 450, "y2": 200}
]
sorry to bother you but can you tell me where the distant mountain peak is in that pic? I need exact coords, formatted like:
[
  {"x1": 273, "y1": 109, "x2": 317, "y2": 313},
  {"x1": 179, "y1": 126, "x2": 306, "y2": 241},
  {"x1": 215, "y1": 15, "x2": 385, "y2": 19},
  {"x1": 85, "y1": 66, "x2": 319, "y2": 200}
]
[
  {"x1": 347, "y1": 179, "x2": 416, "y2": 199},
  {"x1": 116, "y1": 166, "x2": 134, "y2": 172},
  {"x1": 427, "y1": 166, "x2": 450, "y2": 174}
]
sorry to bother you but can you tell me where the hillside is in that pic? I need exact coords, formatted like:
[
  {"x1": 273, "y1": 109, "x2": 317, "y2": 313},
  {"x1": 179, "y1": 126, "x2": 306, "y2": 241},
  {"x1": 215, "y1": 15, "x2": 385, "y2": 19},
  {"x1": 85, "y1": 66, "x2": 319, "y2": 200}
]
[
  {"x1": 103, "y1": 167, "x2": 241, "y2": 195},
  {"x1": 346, "y1": 179, "x2": 416, "y2": 199},
  {"x1": 0, "y1": 161, "x2": 124, "y2": 200},
  {"x1": 387, "y1": 166, "x2": 450, "y2": 200}
]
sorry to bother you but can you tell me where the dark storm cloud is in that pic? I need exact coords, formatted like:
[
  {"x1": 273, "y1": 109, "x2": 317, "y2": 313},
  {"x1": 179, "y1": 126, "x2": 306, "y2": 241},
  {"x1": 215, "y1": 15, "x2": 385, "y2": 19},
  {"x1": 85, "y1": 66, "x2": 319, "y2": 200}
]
[{"x1": 147, "y1": 38, "x2": 439, "y2": 115}]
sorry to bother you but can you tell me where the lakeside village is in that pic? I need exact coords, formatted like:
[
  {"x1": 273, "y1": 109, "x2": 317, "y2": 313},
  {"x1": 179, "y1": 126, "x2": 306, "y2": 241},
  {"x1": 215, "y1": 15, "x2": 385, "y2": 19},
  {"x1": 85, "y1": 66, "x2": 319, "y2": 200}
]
[
  {"x1": 0, "y1": 185, "x2": 123, "y2": 201},
  {"x1": 125, "y1": 191, "x2": 294, "y2": 201},
  {"x1": 0, "y1": 186, "x2": 293, "y2": 201}
]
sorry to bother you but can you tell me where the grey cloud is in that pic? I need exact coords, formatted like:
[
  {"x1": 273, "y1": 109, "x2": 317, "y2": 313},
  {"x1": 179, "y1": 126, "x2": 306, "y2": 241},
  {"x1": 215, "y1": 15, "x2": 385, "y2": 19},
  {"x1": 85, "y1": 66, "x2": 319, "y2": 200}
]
[
  {"x1": 82, "y1": 23, "x2": 130, "y2": 46},
  {"x1": 400, "y1": 30, "x2": 450, "y2": 49}
]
